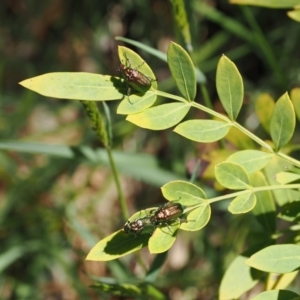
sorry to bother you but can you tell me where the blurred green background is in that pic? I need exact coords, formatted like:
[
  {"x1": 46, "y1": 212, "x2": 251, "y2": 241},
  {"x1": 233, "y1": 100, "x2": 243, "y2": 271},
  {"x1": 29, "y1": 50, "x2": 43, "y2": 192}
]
[{"x1": 1, "y1": 0, "x2": 300, "y2": 299}]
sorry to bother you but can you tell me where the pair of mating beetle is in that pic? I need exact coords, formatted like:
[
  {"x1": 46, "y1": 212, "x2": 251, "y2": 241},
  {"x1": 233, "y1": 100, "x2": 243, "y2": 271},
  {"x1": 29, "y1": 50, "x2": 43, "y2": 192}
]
[{"x1": 124, "y1": 201, "x2": 186, "y2": 236}]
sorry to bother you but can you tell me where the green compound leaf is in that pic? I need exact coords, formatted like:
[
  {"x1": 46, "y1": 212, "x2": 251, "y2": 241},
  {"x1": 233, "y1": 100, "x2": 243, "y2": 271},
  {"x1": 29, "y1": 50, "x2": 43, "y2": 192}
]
[
  {"x1": 117, "y1": 91, "x2": 157, "y2": 115},
  {"x1": 215, "y1": 162, "x2": 251, "y2": 190},
  {"x1": 255, "y1": 93, "x2": 275, "y2": 134},
  {"x1": 126, "y1": 102, "x2": 190, "y2": 130},
  {"x1": 270, "y1": 93, "x2": 295, "y2": 152},
  {"x1": 251, "y1": 290, "x2": 300, "y2": 300},
  {"x1": 228, "y1": 191, "x2": 256, "y2": 214},
  {"x1": 219, "y1": 255, "x2": 260, "y2": 300},
  {"x1": 161, "y1": 180, "x2": 207, "y2": 206},
  {"x1": 174, "y1": 120, "x2": 231, "y2": 142},
  {"x1": 149, "y1": 223, "x2": 180, "y2": 254},
  {"x1": 86, "y1": 230, "x2": 150, "y2": 261},
  {"x1": 216, "y1": 55, "x2": 244, "y2": 120},
  {"x1": 19, "y1": 73, "x2": 124, "y2": 101},
  {"x1": 167, "y1": 42, "x2": 196, "y2": 101},
  {"x1": 226, "y1": 150, "x2": 273, "y2": 173},
  {"x1": 291, "y1": 88, "x2": 300, "y2": 121},
  {"x1": 180, "y1": 204, "x2": 211, "y2": 231},
  {"x1": 246, "y1": 244, "x2": 300, "y2": 273}
]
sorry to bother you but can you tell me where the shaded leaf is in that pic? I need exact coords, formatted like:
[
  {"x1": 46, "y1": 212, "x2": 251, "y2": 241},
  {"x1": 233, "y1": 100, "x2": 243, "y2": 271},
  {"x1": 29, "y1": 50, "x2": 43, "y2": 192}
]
[
  {"x1": 264, "y1": 156, "x2": 300, "y2": 206},
  {"x1": 86, "y1": 230, "x2": 150, "y2": 261},
  {"x1": 255, "y1": 93, "x2": 275, "y2": 133},
  {"x1": 225, "y1": 126, "x2": 255, "y2": 149},
  {"x1": 250, "y1": 172, "x2": 276, "y2": 233},
  {"x1": 291, "y1": 87, "x2": 300, "y2": 121}
]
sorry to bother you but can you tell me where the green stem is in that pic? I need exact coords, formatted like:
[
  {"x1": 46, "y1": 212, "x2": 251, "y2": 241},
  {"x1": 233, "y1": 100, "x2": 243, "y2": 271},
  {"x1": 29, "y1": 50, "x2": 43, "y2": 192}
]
[
  {"x1": 81, "y1": 101, "x2": 128, "y2": 221},
  {"x1": 184, "y1": 183, "x2": 300, "y2": 213},
  {"x1": 106, "y1": 147, "x2": 129, "y2": 220},
  {"x1": 277, "y1": 152, "x2": 300, "y2": 169},
  {"x1": 208, "y1": 183, "x2": 300, "y2": 204}
]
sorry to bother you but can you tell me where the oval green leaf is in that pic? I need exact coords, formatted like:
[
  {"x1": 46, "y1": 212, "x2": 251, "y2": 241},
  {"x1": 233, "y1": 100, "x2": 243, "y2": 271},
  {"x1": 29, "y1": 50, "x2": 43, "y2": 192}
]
[
  {"x1": 226, "y1": 150, "x2": 273, "y2": 173},
  {"x1": 148, "y1": 223, "x2": 180, "y2": 253},
  {"x1": 180, "y1": 204, "x2": 211, "y2": 231},
  {"x1": 255, "y1": 93, "x2": 275, "y2": 133},
  {"x1": 174, "y1": 120, "x2": 231, "y2": 142},
  {"x1": 161, "y1": 180, "x2": 207, "y2": 206},
  {"x1": 228, "y1": 191, "x2": 256, "y2": 214},
  {"x1": 270, "y1": 93, "x2": 295, "y2": 152},
  {"x1": 216, "y1": 55, "x2": 244, "y2": 120},
  {"x1": 126, "y1": 102, "x2": 190, "y2": 130},
  {"x1": 215, "y1": 162, "x2": 251, "y2": 190},
  {"x1": 246, "y1": 244, "x2": 300, "y2": 273},
  {"x1": 251, "y1": 290, "x2": 300, "y2": 300},
  {"x1": 19, "y1": 73, "x2": 124, "y2": 101},
  {"x1": 86, "y1": 230, "x2": 150, "y2": 261},
  {"x1": 219, "y1": 256, "x2": 259, "y2": 300},
  {"x1": 167, "y1": 42, "x2": 196, "y2": 101},
  {"x1": 117, "y1": 91, "x2": 157, "y2": 115}
]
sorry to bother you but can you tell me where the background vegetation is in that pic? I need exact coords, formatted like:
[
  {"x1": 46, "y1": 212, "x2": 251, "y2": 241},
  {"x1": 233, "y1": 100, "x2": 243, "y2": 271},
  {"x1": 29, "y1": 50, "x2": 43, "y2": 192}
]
[{"x1": 1, "y1": 0, "x2": 300, "y2": 299}]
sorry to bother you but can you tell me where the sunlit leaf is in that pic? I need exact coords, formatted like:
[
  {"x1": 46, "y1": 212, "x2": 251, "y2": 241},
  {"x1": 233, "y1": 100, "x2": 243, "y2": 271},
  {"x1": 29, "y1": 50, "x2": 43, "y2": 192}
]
[
  {"x1": 226, "y1": 150, "x2": 273, "y2": 173},
  {"x1": 270, "y1": 93, "x2": 295, "y2": 152},
  {"x1": 126, "y1": 102, "x2": 190, "y2": 130},
  {"x1": 161, "y1": 180, "x2": 207, "y2": 206},
  {"x1": 180, "y1": 204, "x2": 211, "y2": 231},
  {"x1": 20, "y1": 73, "x2": 124, "y2": 101},
  {"x1": 174, "y1": 120, "x2": 231, "y2": 142},
  {"x1": 167, "y1": 42, "x2": 196, "y2": 101},
  {"x1": 215, "y1": 162, "x2": 251, "y2": 189},
  {"x1": 219, "y1": 255, "x2": 260, "y2": 300},
  {"x1": 228, "y1": 192, "x2": 256, "y2": 214},
  {"x1": 216, "y1": 55, "x2": 243, "y2": 120},
  {"x1": 246, "y1": 244, "x2": 300, "y2": 273}
]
